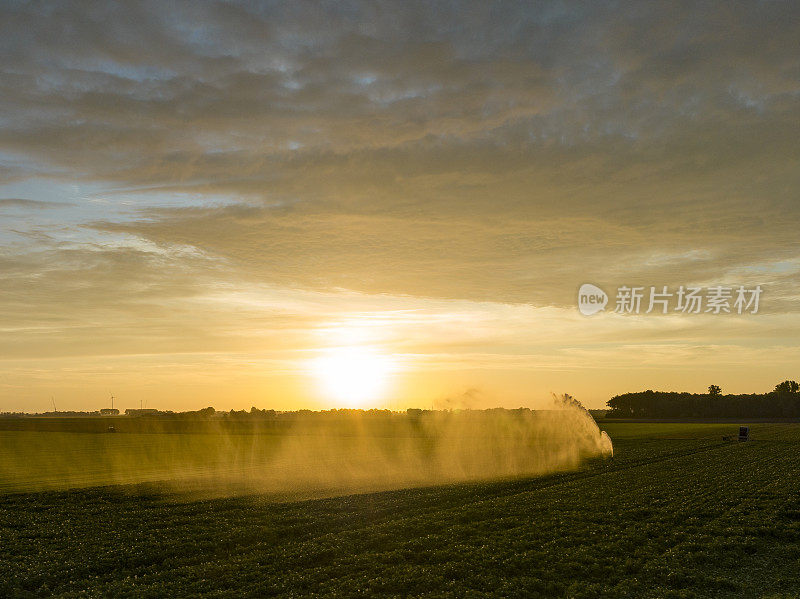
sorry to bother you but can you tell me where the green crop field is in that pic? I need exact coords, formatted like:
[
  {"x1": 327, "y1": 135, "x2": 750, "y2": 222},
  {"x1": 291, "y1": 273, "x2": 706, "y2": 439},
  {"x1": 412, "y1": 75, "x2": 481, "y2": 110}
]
[{"x1": 1, "y1": 422, "x2": 799, "y2": 598}]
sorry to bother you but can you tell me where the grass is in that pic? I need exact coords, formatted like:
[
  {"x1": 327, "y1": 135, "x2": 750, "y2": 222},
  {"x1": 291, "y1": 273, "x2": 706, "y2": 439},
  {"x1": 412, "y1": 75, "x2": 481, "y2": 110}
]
[{"x1": 1, "y1": 422, "x2": 799, "y2": 597}]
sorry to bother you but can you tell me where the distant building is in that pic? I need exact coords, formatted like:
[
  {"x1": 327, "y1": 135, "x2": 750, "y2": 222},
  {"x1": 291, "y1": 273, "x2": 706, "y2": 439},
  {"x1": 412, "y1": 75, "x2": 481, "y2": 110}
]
[
  {"x1": 125, "y1": 409, "x2": 160, "y2": 417},
  {"x1": 100, "y1": 408, "x2": 120, "y2": 415}
]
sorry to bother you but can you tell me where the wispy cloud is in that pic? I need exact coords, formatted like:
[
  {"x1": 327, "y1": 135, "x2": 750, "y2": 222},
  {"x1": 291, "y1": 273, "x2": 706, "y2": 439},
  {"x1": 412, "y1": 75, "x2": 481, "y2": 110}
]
[{"x1": 0, "y1": 198, "x2": 71, "y2": 209}]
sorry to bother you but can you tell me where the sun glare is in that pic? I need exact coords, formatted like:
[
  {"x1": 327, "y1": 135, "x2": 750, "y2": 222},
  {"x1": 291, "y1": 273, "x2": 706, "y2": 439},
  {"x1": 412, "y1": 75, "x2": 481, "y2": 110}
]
[{"x1": 311, "y1": 347, "x2": 394, "y2": 407}]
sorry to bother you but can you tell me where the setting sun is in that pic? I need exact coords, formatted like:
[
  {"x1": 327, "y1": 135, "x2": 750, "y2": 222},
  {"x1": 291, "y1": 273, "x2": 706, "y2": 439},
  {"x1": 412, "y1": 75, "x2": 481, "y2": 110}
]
[{"x1": 310, "y1": 347, "x2": 395, "y2": 407}]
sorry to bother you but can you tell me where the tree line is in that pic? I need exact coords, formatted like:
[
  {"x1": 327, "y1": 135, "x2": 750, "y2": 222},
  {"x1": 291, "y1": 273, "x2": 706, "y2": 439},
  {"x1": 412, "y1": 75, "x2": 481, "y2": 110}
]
[{"x1": 607, "y1": 381, "x2": 800, "y2": 418}]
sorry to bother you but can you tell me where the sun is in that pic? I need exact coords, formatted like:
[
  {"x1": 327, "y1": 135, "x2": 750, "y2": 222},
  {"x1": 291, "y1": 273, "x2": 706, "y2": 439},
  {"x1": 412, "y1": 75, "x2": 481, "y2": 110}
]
[{"x1": 311, "y1": 346, "x2": 394, "y2": 407}]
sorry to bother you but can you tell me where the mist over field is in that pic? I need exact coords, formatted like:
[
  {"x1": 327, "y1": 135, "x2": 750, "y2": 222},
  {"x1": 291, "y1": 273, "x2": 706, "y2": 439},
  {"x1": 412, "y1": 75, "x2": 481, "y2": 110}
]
[{"x1": 0, "y1": 397, "x2": 611, "y2": 498}]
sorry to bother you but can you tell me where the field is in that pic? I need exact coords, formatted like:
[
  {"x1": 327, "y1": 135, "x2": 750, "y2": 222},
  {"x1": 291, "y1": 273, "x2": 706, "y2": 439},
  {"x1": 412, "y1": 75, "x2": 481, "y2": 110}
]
[{"x1": 1, "y1": 422, "x2": 799, "y2": 597}]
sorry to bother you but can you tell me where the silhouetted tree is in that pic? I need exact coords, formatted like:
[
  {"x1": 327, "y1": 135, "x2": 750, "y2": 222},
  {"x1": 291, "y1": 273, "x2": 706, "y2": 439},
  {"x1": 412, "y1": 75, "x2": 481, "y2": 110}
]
[
  {"x1": 607, "y1": 382, "x2": 800, "y2": 419},
  {"x1": 774, "y1": 380, "x2": 799, "y2": 395}
]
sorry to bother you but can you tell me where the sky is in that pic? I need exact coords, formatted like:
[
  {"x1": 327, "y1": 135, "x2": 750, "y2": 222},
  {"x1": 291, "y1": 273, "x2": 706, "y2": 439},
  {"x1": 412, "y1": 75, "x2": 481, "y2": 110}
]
[{"x1": 1, "y1": 0, "x2": 799, "y2": 412}]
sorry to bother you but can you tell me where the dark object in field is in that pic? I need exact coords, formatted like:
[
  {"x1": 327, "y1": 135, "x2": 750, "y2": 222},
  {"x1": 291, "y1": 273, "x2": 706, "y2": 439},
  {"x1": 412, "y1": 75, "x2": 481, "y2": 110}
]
[
  {"x1": 722, "y1": 427, "x2": 751, "y2": 442},
  {"x1": 107, "y1": 425, "x2": 116, "y2": 433}
]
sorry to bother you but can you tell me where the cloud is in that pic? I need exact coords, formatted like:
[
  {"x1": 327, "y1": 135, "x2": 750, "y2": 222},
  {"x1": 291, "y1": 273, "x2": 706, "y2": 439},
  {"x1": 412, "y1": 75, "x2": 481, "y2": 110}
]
[
  {"x1": 0, "y1": 1, "x2": 799, "y2": 406},
  {"x1": 0, "y1": 198, "x2": 71, "y2": 209},
  {"x1": 1, "y1": 1, "x2": 797, "y2": 281}
]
